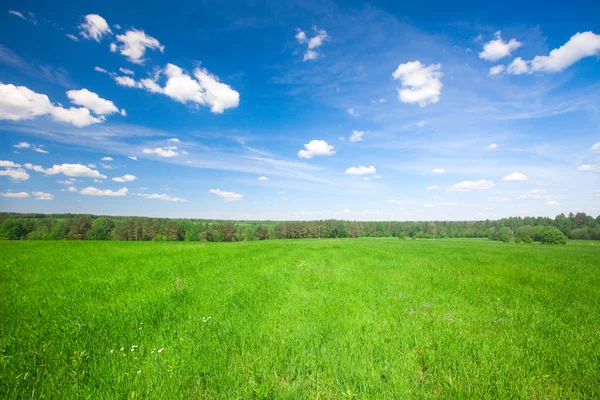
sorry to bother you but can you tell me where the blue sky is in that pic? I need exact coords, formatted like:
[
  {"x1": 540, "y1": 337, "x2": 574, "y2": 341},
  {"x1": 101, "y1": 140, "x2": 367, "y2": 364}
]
[{"x1": 0, "y1": 0, "x2": 599, "y2": 220}]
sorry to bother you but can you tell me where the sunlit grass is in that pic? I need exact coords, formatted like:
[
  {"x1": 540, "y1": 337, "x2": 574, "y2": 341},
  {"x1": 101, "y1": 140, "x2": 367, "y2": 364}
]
[{"x1": 1, "y1": 239, "x2": 599, "y2": 398}]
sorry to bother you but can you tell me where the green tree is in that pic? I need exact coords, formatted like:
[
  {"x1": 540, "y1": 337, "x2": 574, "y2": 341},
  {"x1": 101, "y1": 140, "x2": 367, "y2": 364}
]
[
  {"x1": 86, "y1": 217, "x2": 115, "y2": 240},
  {"x1": 541, "y1": 227, "x2": 568, "y2": 245}
]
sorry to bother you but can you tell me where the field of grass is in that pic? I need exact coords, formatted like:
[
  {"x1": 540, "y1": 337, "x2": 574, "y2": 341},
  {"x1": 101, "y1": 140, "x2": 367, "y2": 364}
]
[{"x1": 1, "y1": 238, "x2": 599, "y2": 399}]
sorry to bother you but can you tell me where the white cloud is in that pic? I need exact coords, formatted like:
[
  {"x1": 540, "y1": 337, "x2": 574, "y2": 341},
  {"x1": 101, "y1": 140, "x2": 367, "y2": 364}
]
[
  {"x1": 448, "y1": 180, "x2": 495, "y2": 192},
  {"x1": 128, "y1": 156, "x2": 138, "y2": 161},
  {"x1": 94, "y1": 66, "x2": 108, "y2": 74},
  {"x1": 426, "y1": 185, "x2": 439, "y2": 190},
  {"x1": 143, "y1": 147, "x2": 178, "y2": 158},
  {"x1": 8, "y1": 10, "x2": 25, "y2": 19},
  {"x1": 0, "y1": 161, "x2": 30, "y2": 181},
  {"x1": 139, "y1": 193, "x2": 188, "y2": 202},
  {"x1": 1, "y1": 191, "x2": 29, "y2": 198},
  {"x1": 346, "y1": 108, "x2": 359, "y2": 117},
  {"x1": 112, "y1": 29, "x2": 164, "y2": 64},
  {"x1": 67, "y1": 89, "x2": 119, "y2": 115},
  {"x1": 443, "y1": 202, "x2": 458, "y2": 206},
  {"x1": 32, "y1": 191, "x2": 54, "y2": 200},
  {"x1": 298, "y1": 140, "x2": 335, "y2": 159},
  {"x1": 80, "y1": 187, "x2": 128, "y2": 196},
  {"x1": 167, "y1": 138, "x2": 180, "y2": 143},
  {"x1": 546, "y1": 200, "x2": 560, "y2": 206},
  {"x1": 503, "y1": 32, "x2": 600, "y2": 75},
  {"x1": 0, "y1": 83, "x2": 105, "y2": 127},
  {"x1": 101, "y1": 157, "x2": 113, "y2": 161},
  {"x1": 517, "y1": 189, "x2": 547, "y2": 199},
  {"x1": 531, "y1": 31, "x2": 600, "y2": 72},
  {"x1": 345, "y1": 165, "x2": 376, "y2": 176},
  {"x1": 349, "y1": 130, "x2": 365, "y2": 142},
  {"x1": 392, "y1": 61, "x2": 443, "y2": 107},
  {"x1": 424, "y1": 204, "x2": 434, "y2": 208},
  {"x1": 13, "y1": 142, "x2": 30, "y2": 149},
  {"x1": 114, "y1": 76, "x2": 138, "y2": 87},
  {"x1": 25, "y1": 163, "x2": 107, "y2": 179},
  {"x1": 119, "y1": 67, "x2": 134, "y2": 75},
  {"x1": 112, "y1": 174, "x2": 136, "y2": 182},
  {"x1": 258, "y1": 176, "x2": 269, "y2": 181},
  {"x1": 209, "y1": 188, "x2": 243, "y2": 202},
  {"x1": 489, "y1": 197, "x2": 511, "y2": 202},
  {"x1": 296, "y1": 27, "x2": 329, "y2": 61},
  {"x1": 507, "y1": 57, "x2": 529, "y2": 75},
  {"x1": 116, "y1": 63, "x2": 239, "y2": 113},
  {"x1": 488, "y1": 65, "x2": 505, "y2": 76},
  {"x1": 432, "y1": 168, "x2": 445, "y2": 174},
  {"x1": 479, "y1": 31, "x2": 522, "y2": 61},
  {"x1": 386, "y1": 199, "x2": 403, "y2": 205},
  {"x1": 502, "y1": 172, "x2": 528, "y2": 182},
  {"x1": 486, "y1": 143, "x2": 498, "y2": 150},
  {"x1": 590, "y1": 142, "x2": 600, "y2": 152},
  {"x1": 79, "y1": 14, "x2": 112, "y2": 42},
  {"x1": 66, "y1": 34, "x2": 79, "y2": 42},
  {"x1": 578, "y1": 164, "x2": 600, "y2": 173},
  {"x1": 33, "y1": 147, "x2": 48, "y2": 154}
]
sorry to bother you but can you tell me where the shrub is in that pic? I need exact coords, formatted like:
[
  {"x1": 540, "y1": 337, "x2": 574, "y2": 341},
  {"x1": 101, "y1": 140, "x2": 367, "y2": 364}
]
[
  {"x1": 497, "y1": 227, "x2": 514, "y2": 243},
  {"x1": 540, "y1": 227, "x2": 567, "y2": 245},
  {"x1": 514, "y1": 236, "x2": 522, "y2": 243},
  {"x1": 523, "y1": 235, "x2": 533, "y2": 243}
]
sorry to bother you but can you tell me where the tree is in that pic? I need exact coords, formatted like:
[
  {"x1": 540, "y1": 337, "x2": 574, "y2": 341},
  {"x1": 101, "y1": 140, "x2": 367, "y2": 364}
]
[
  {"x1": 497, "y1": 227, "x2": 514, "y2": 243},
  {"x1": 0, "y1": 219, "x2": 26, "y2": 240},
  {"x1": 541, "y1": 227, "x2": 567, "y2": 245},
  {"x1": 86, "y1": 217, "x2": 115, "y2": 240}
]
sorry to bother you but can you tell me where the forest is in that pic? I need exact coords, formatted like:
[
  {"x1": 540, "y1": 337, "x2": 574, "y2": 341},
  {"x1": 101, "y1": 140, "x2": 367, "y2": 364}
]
[{"x1": 0, "y1": 212, "x2": 598, "y2": 242}]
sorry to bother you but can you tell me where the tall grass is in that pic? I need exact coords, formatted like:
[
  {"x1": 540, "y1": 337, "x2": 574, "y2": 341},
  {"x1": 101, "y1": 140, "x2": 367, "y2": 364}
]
[{"x1": 1, "y1": 239, "x2": 599, "y2": 398}]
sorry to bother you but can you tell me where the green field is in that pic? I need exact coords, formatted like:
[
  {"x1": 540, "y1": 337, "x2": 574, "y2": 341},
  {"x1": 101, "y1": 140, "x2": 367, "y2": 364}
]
[{"x1": 1, "y1": 239, "x2": 599, "y2": 399}]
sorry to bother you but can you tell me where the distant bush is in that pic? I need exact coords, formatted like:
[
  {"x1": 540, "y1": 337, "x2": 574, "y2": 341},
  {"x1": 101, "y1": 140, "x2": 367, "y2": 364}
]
[
  {"x1": 523, "y1": 235, "x2": 533, "y2": 243},
  {"x1": 541, "y1": 227, "x2": 568, "y2": 245},
  {"x1": 514, "y1": 236, "x2": 522, "y2": 243},
  {"x1": 497, "y1": 227, "x2": 514, "y2": 243}
]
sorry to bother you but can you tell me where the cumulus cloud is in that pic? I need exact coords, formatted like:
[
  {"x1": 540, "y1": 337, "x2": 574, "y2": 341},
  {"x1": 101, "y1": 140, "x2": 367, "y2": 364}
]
[
  {"x1": 143, "y1": 147, "x2": 178, "y2": 158},
  {"x1": 349, "y1": 130, "x2": 365, "y2": 142},
  {"x1": 0, "y1": 83, "x2": 110, "y2": 127},
  {"x1": 13, "y1": 142, "x2": 48, "y2": 153},
  {"x1": 345, "y1": 165, "x2": 376, "y2": 176},
  {"x1": 258, "y1": 176, "x2": 269, "y2": 181},
  {"x1": 296, "y1": 27, "x2": 329, "y2": 61},
  {"x1": 80, "y1": 187, "x2": 128, "y2": 196},
  {"x1": 448, "y1": 179, "x2": 495, "y2": 192},
  {"x1": 392, "y1": 61, "x2": 443, "y2": 107},
  {"x1": 79, "y1": 14, "x2": 112, "y2": 42},
  {"x1": 589, "y1": 142, "x2": 600, "y2": 152},
  {"x1": 431, "y1": 168, "x2": 445, "y2": 174},
  {"x1": 112, "y1": 174, "x2": 136, "y2": 182},
  {"x1": 25, "y1": 163, "x2": 107, "y2": 179},
  {"x1": 502, "y1": 32, "x2": 600, "y2": 75},
  {"x1": 298, "y1": 140, "x2": 335, "y2": 159},
  {"x1": 112, "y1": 29, "x2": 164, "y2": 64},
  {"x1": 0, "y1": 191, "x2": 29, "y2": 198},
  {"x1": 0, "y1": 160, "x2": 30, "y2": 181},
  {"x1": 14, "y1": 142, "x2": 30, "y2": 149},
  {"x1": 479, "y1": 31, "x2": 522, "y2": 61},
  {"x1": 486, "y1": 143, "x2": 498, "y2": 150},
  {"x1": 113, "y1": 63, "x2": 239, "y2": 113},
  {"x1": 128, "y1": 156, "x2": 138, "y2": 161},
  {"x1": 209, "y1": 188, "x2": 243, "y2": 202},
  {"x1": 119, "y1": 67, "x2": 134, "y2": 75},
  {"x1": 578, "y1": 164, "x2": 600, "y2": 173},
  {"x1": 66, "y1": 89, "x2": 120, "y2": 115},
  {"x1": 546, "y1": 200, "x2": 560, "y2": 206},
  {"x1": 101, "y1": 157, "x2": 113, "y2": 161},
  {"x1": 502, "y1": 172, "x2": 528, "y2": 182},
  {"x1": 32, "y1": 191, "x2": 54, "y2": 200},
  {"x1": 138, "y1": 193, "x2": 187, "y2": 202},
  {"x1": 488, "y1": 65, "x2": 506, "y2": 76},
  {"x1": 426, "y1": 185, "x2": 439, "y2": 190}
]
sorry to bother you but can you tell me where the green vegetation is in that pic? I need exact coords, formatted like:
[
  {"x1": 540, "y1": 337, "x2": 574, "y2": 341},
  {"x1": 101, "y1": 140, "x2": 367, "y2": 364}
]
[
  {"x1": 1, "y1": 239, "x2": 599, "y2": 398},
  {"x1": 1, "y1": 211, "x2": 599, "y2": 242}
]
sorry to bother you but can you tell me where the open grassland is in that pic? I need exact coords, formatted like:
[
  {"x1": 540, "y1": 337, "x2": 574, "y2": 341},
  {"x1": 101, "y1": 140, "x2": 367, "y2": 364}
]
[{"x1": 1, "y1": 239, "x2": 599, "y2": 399}]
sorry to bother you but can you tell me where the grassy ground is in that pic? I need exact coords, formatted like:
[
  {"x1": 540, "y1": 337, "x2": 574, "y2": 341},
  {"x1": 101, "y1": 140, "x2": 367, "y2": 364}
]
[{"x1": 1, "y1": 238, "x2": 599, "y2": 399}]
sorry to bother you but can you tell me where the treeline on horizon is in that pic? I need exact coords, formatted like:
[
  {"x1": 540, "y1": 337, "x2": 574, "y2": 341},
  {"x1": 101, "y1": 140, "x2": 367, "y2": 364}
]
[{"x1": 0, "y1": 211, "x2": 599, "y2": 242}]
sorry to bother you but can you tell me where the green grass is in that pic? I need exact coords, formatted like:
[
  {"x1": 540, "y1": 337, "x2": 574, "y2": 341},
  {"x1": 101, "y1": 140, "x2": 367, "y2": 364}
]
[{"x1": 1, "y1": 239, "x2": 599, "y2": 399}]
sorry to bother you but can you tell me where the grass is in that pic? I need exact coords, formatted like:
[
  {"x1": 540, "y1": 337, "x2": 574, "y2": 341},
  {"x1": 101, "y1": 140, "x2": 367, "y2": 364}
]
[{"x1": 1, "y1": 238, "x2": 599, "y2": 399}]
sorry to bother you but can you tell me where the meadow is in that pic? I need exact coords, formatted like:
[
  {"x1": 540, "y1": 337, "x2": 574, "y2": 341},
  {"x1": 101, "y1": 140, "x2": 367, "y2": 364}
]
[{"x1": 1, "y1": 238, "x2": 599, "y2": 399}]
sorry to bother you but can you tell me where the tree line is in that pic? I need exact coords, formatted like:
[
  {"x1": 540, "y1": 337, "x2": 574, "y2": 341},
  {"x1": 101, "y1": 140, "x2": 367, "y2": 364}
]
[{"x1": 0, "y1": 212, "x2": 598, "y2": 242}]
